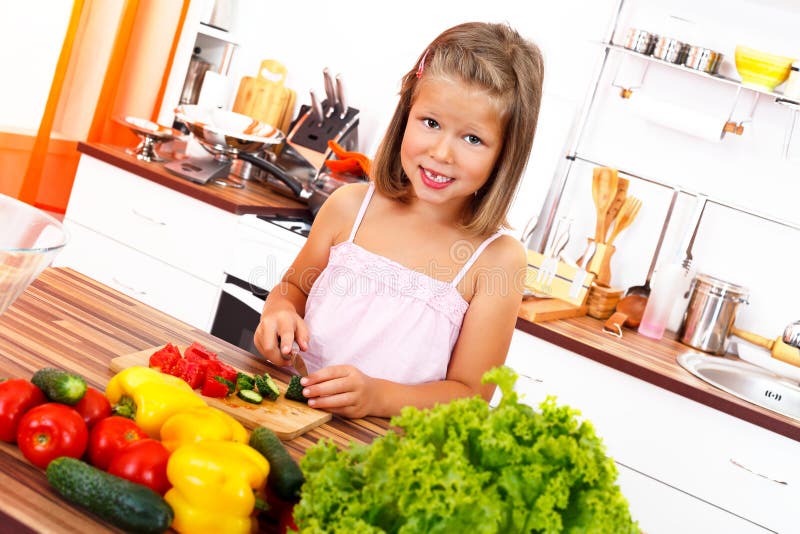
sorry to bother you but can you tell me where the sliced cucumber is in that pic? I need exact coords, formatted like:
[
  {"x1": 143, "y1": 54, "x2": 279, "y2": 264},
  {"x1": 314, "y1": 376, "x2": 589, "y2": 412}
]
[{"x1": 237, "y1": 389, "x2": 263, "y2": 404}]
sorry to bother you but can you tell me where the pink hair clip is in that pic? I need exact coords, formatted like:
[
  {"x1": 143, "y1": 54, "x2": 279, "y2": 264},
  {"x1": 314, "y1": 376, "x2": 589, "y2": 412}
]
[{"x1": 416, "y1": 49, "x2": 429, "y2": 79}]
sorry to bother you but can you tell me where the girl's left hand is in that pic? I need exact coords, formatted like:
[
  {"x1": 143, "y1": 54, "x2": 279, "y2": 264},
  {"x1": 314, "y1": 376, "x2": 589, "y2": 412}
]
[{"x1": 300, "y1": 365, "x2": 377, "y2": 419}]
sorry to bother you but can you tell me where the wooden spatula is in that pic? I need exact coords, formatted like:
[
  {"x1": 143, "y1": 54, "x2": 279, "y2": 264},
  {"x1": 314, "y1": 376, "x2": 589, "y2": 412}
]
[
  {"x1": 606, "y1": 196, "x2": 642, "y2": 247},
  {"x1": 592, "y1": 168, "x2": 619, "y2": 243},
  {"x1": 602, "y1": 177, "x2": 630, "y2": 241}
]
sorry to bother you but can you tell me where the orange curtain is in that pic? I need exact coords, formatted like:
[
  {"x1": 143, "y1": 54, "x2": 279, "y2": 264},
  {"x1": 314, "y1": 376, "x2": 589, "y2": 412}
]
[{"x1": 15, "y1": 0, "x2": 189, "y2": 213}]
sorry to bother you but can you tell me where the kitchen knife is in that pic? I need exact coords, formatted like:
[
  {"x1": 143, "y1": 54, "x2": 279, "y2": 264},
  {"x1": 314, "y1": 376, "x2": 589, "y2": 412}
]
[
  {"x1": 309, "y1": 89, "x2": 324, "y2": 125},
  {"x1": 335, "y1": 74, "x2": 347, "y2": 119},
  {"x1": 323, "y1": 68, "x2": 337, "y2": 117},
  {"x1": 289, "y1": 341, "x2": 308, "y2": 377}
]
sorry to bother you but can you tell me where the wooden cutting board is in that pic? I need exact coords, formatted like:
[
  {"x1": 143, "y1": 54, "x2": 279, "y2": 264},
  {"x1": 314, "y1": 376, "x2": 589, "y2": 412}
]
[{"x1": 110, "y1": 347, "x2": 331, "y2": 440}]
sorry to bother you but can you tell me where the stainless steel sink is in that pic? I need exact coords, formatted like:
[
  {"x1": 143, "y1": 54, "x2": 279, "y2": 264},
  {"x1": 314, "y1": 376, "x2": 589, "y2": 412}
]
[{"x1": 677, "y1": 352, "x2": 800, "y2": 422}]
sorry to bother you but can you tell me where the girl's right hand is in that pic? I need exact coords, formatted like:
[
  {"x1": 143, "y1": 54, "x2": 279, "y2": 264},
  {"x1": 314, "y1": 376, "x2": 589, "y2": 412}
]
[{"x1": 253, "y1": 304, "x2": 310, "y2": 367}]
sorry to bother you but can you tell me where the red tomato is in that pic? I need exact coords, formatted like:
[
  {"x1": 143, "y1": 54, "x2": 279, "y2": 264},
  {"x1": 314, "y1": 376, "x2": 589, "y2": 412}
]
[
  {"x1": 108, "y1": 438, "x2": 171, "y2": 495},
  {"x1": 87, "y1": 415, "x2": 148, "y2": 470},
  {"x1": 73, "y1": 387, "x2": 111, "y2": 429},
  {"x1": 0, "y1": 379, "x2": 47, "y2": 442},
  {"x1": 149, "y1": 343, "x2": 182, "y2": 373},
  {"x1": 17, "y1": 403, "x2": 88, "y2": 469},
  {"x1": 184, "y1": 342, "x2": 218, "y2": 361}
]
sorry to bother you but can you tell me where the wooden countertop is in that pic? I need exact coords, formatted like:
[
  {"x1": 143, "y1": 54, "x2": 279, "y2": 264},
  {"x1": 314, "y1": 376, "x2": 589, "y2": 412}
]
[
  {"x1": 0, "y1": 268, "x2": 389, "y2": 533},
  {"x1": 78, "y1": 142, "x2": 313, "y2": 217},
  {"x1": 77, "y1": 141, "x2": 800, "y2": 443},
  {"x1": 516, "y1": 310, "x2": 800, "y2": 442}
]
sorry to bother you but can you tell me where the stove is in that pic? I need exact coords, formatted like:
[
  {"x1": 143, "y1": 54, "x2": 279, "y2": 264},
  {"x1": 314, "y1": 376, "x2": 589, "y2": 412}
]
[{"x1": 257, "y1": 214, "x2": 313, "y2": 238}]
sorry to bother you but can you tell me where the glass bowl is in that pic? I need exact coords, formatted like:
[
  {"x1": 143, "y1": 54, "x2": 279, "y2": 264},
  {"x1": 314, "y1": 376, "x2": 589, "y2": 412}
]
[
  {"x1": 0, "y1": 194, "x2": 68, "y2": 316},
  {"x1": 735, "y1": 45, "x2": 795, "y2": 91}
]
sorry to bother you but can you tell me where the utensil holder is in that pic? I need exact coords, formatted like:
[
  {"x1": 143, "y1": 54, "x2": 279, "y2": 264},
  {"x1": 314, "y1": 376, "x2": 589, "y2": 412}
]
[
  {"x1": 586, "y1": 284, "x2": 623, "y2": 320},
  {"x1": 583, "y1": 238, "x2": 615, "y2": 287}
]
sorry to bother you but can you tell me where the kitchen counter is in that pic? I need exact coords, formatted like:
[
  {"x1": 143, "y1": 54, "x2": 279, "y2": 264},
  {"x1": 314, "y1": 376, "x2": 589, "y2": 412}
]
[
  {"x1": 0, "y1": 268, "x2": 389, "y2": 533},
  {"x1": 77, "y1": 142, "x2": 312, "y2": 217},
  {"x1": 76, "y1": 142, "x2": 800, "y2": 444}
]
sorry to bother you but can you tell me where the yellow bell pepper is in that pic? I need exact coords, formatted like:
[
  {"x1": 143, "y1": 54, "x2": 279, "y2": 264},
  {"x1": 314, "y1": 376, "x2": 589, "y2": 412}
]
[
  {"x1": 165, "y1": 440, "x2": 269, "y2": 534},
  {"x1": 106, "y1": 366, "x2": 206, "y2": 437},
  {"x1": 160, "y1": 406, "x2": 248, "y2": 452}
]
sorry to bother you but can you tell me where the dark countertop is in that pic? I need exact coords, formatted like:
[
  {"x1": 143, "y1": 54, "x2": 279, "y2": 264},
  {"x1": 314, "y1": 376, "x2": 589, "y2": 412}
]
[
  {"x1": 78, "y1": 142, "x2": 800, "y2": 443},
  {"x1": 78, "y1": 142, "x2": 313, "y2": 217}
]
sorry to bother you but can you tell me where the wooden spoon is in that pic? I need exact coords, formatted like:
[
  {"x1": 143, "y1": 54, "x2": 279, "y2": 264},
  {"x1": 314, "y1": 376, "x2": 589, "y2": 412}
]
[
  {"x1": 606, "y1": 196, "x2": 642, "y2": 247},
  {"x1": 592, "y1": 168, "x2": 619, "y2": 243}
]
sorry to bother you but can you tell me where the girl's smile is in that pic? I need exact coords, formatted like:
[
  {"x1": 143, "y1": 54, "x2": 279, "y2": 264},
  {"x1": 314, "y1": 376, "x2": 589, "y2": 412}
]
[{"x1": 400, "y1": 77, "x2": 505, "y2": 213}]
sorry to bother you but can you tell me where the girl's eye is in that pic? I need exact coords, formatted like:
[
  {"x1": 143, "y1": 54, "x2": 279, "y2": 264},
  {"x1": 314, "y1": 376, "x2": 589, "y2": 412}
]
[
  {"x1": 423, "y1": 118, "x2": 439, "y2": 129},
  {"x1": 464, "y1": 134, "x2": 482, "y2": 146}
]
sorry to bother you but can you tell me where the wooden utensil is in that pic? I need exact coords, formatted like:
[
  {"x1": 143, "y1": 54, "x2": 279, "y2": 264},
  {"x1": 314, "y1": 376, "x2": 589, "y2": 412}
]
[
  {"x1": 110, "y1": 347, "x2": 331, "y2": 440},
  {"x1": 602, "y1": 177, "x2": 630, "y2": 241},
  {"x1": 592, "y1": 167, "x2": 619, "y2": 243},
  {"x1": 731, "y1": 327, "x2": 800, "y2": 367},
  {"x1": 606, "y1": 196, "x2": 642, "y2": 247}
]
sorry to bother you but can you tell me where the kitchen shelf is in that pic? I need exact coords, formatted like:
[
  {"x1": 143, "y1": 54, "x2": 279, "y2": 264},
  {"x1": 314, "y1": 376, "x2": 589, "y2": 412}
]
[
  {"x1": 603, "y1": 42, "x2": 800, "y2": 105},
  {"x1": 570, "y1": 153, "x2": 800, "y2": 233}
]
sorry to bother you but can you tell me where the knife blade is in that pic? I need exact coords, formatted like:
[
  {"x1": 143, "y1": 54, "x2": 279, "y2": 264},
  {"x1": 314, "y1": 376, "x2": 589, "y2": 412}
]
[
  {"x1": 323, "y1": 68, "x2": 337, "y2": 117},
  {"x1": 335, "y1": 74, "x2": 347, "y2": 119},
  {"x1": 309, "y1": 89, "x2": 324, "y2": 125},
  {"x1": 289, "y1": 341, "x2": 308, "y2": 377}
]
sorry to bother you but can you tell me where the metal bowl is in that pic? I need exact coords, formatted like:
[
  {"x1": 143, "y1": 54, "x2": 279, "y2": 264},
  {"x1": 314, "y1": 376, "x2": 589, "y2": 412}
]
[
  {"x1": 684, "y1": 46, "x2": 723, "y2": 74},
  {"x1": 116, "y1": 116, "x2": 184, "y2": 162},
  {"x1": 174, "y1": 105, "x2": 285, "y2": 161}
]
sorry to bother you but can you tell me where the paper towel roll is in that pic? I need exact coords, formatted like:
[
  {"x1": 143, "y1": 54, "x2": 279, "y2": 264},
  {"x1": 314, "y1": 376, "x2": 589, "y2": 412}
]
[
  {"x1": 198, "y1": 71, "x2": 233, "y2": 110},
  {"x1": 627, "y1": 92, "x2": 726, "y2": 143}
]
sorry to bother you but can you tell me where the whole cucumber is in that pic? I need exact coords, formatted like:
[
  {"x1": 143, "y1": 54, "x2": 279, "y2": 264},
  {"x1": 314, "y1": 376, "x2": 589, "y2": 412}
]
[
  {"x1": 31, "y1": 367, "x2": 87, "y2": 405},
  {"x1": 46, "y1": 457, "x2": 173, "y2": 533},
  {"x1": 249, "y1": 426, "x2": 305, "y2": 500}
]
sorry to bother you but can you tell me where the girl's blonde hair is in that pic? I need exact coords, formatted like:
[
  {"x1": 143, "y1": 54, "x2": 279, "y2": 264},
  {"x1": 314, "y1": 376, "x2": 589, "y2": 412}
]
[{"x1": 371, "y1": 22, "x2": 544, "y2": 236}]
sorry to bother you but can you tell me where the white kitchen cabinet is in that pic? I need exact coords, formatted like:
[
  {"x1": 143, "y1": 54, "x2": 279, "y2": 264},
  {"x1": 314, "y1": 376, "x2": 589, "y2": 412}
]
[
  {"x1": 56, "y1": 222, "x2": 220, "y2": 330},
  {"x1": 54, "y1": 155, "x2": 238, "y2": 330},
  {"x1": 505, "y1": 329, "x2": 800, "y2": 533}
]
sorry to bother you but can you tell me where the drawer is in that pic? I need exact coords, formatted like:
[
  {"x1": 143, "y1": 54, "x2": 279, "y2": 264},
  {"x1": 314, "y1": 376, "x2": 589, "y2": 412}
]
[
  {"x1": 65, "y1": 156, "x2": 236, "y2": 285},
  {"x1": 227, "y1": 215, "x2": 305, "y2": 291},
  {"x1": 54, "y1": 221, "x2": 221, "y2": 331}
]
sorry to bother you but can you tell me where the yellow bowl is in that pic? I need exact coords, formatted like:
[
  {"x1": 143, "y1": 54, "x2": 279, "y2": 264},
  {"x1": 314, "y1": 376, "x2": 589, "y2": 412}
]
[{"x1": 735, "y1": 45, "x2": 795, "y2": 91}]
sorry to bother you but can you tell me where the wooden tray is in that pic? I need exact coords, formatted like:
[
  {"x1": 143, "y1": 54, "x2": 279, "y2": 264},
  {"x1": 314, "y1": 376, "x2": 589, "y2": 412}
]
[{"x1": 110, "y1": 347, "x2": 331, "y2": 440}]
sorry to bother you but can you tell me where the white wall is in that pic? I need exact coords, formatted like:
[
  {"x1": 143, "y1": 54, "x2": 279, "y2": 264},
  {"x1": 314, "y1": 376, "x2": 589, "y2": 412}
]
[{"x1": 0, "y1": 2, "x2": 72, "y2": 133}]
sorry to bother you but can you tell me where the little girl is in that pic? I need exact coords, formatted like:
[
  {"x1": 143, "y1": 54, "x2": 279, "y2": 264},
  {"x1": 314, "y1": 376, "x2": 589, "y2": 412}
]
[{"x1": 254, "y1": 21, "x2": 544, "y2": 418}]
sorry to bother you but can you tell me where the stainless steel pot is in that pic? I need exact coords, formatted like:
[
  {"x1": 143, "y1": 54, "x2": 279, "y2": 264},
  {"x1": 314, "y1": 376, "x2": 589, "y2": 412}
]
[{"x1": 679, "y1": 274, "x2": 749, "y2": 354}]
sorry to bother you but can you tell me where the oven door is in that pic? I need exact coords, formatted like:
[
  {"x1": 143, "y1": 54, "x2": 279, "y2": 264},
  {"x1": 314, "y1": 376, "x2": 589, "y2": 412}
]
[{"x1": 209, "y1": 273, "x2": 267, "y2": 355}]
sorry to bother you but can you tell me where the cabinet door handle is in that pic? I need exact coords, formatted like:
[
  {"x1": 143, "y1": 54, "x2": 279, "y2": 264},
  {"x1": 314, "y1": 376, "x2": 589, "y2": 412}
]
[
  {"x1": 112, "y1": 277, "x2": 148, "y2": 296},
  {"x1": 131, "y1": 207, "x2": 167, "y2": 226}
]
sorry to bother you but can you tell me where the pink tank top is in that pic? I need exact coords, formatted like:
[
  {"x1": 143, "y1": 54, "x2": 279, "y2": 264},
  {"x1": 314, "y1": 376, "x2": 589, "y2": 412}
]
[{"x1": 300, "y1": 184, "x2": 502, "y2": 384}]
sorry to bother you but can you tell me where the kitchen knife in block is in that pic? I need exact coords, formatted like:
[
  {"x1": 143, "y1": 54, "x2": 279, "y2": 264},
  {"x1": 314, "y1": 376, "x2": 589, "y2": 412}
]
[{"x1": 109, "y1": 347, "x2": 331, "y2": 440}]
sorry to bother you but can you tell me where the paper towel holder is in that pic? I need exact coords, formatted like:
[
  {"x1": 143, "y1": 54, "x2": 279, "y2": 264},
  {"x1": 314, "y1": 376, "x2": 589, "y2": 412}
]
[{"x1": 617, "y1": 87, "x2": 747, "y2": 136}]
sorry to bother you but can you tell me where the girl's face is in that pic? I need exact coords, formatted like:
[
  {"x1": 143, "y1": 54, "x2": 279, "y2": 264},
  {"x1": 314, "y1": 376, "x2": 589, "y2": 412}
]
[{"x1": 400, "y1": 77, "x2": 505, "y2": 212}]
